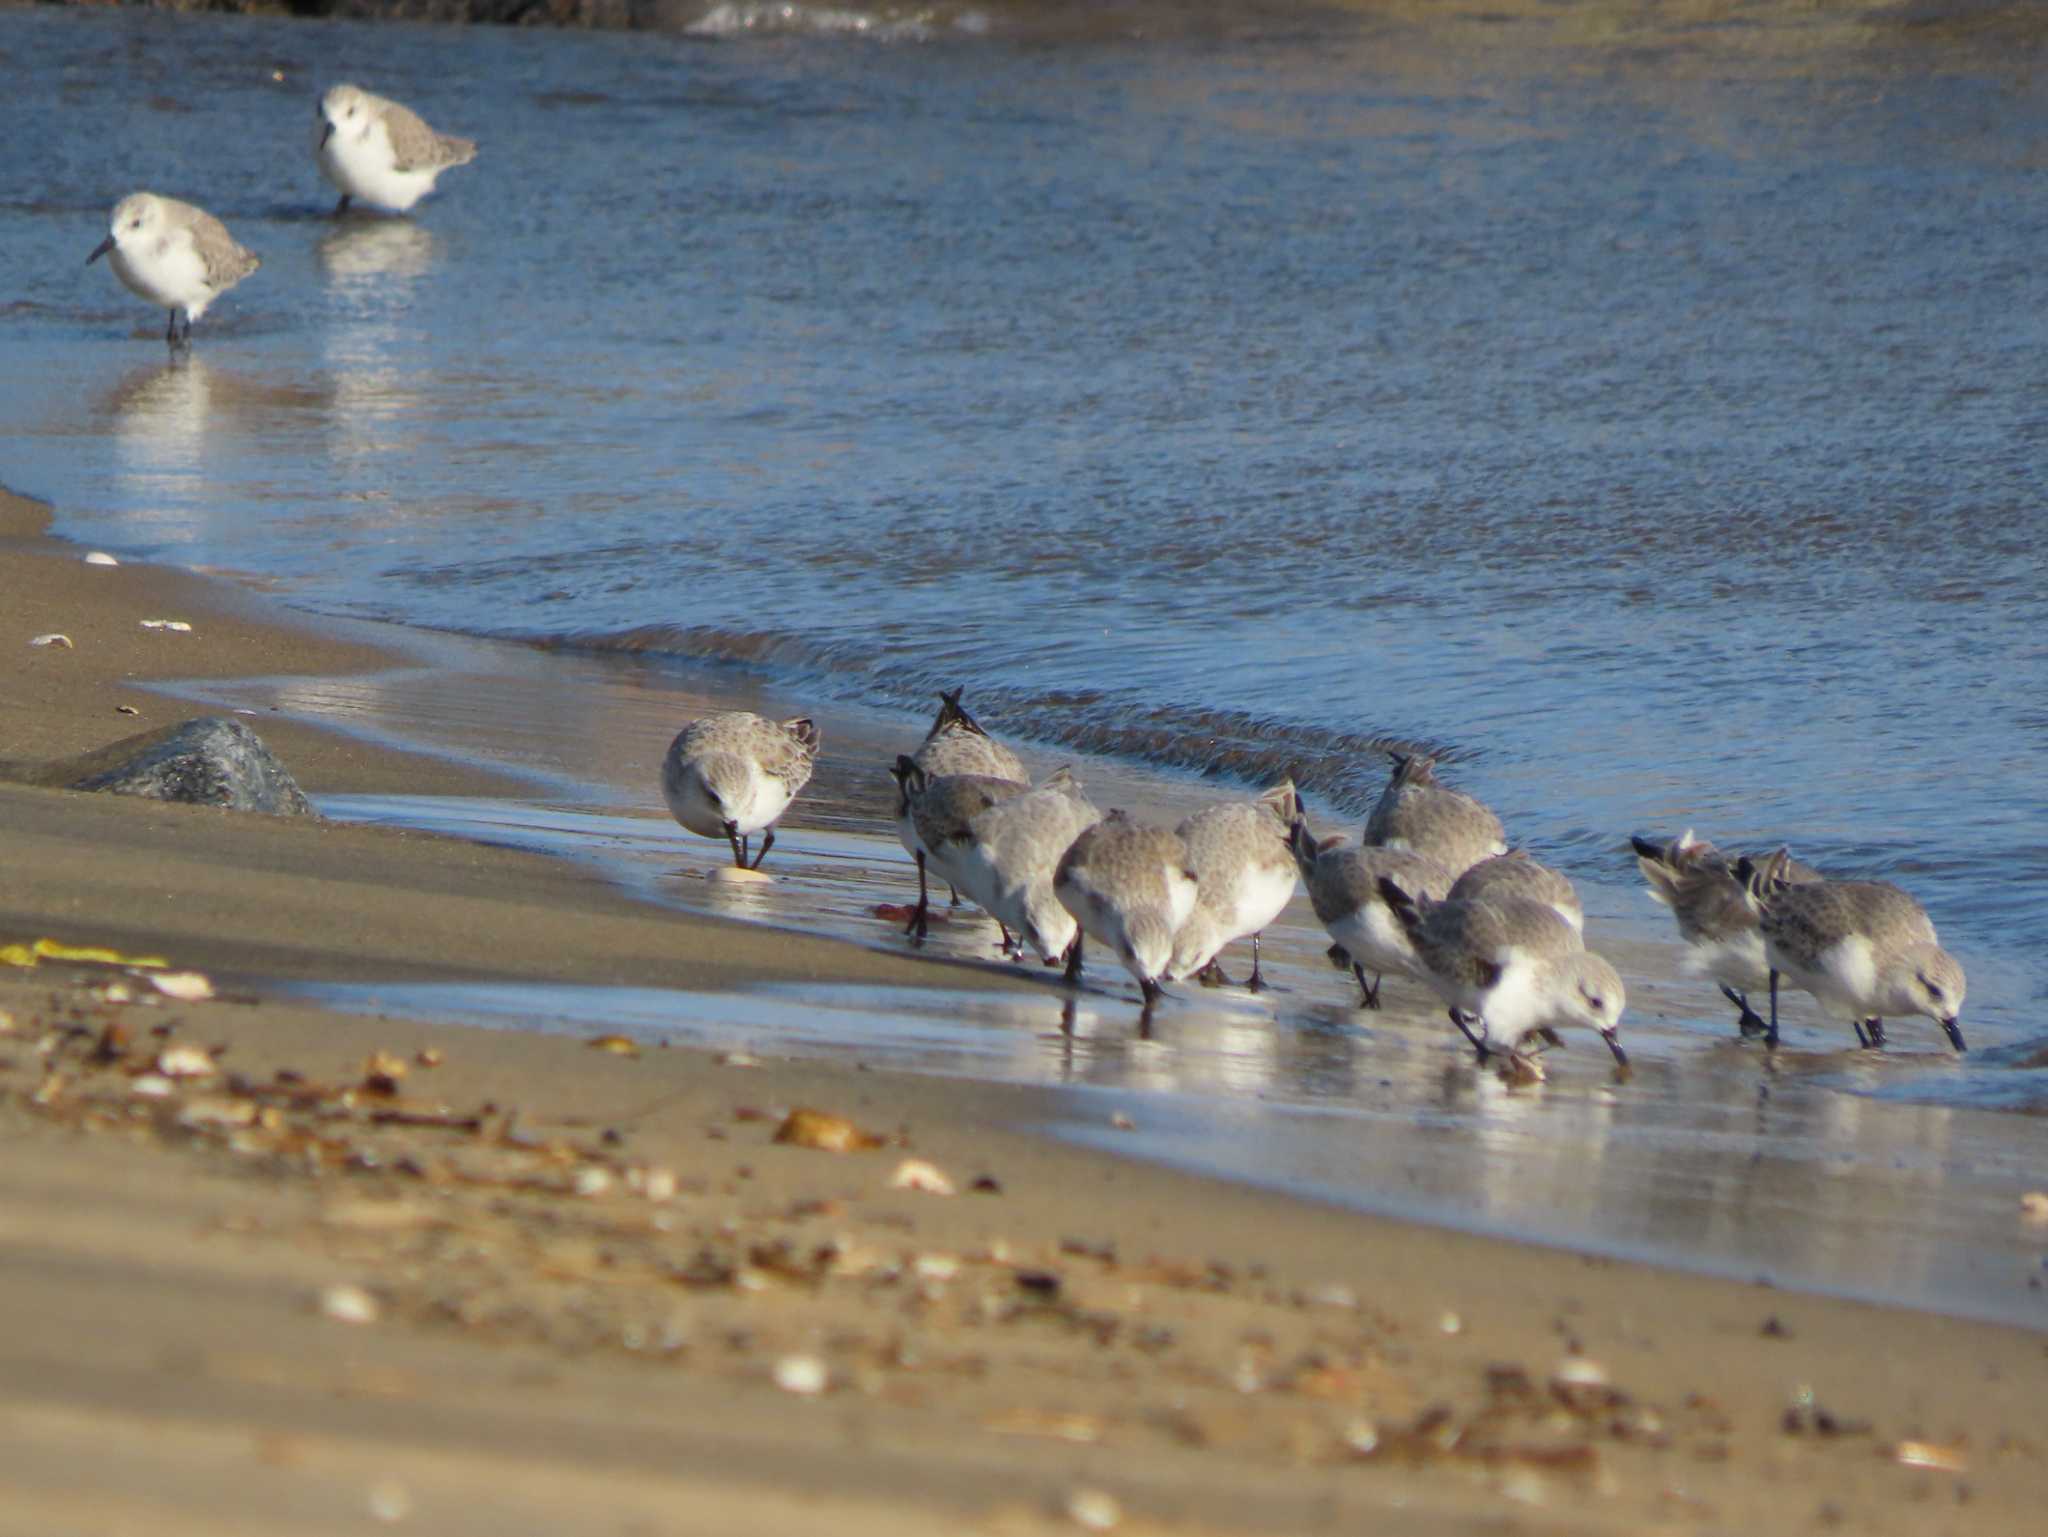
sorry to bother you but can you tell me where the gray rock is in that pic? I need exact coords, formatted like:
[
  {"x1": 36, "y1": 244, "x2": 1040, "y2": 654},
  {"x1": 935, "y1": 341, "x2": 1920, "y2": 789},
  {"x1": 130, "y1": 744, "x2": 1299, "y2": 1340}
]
[{"x1": 64, "y1": 717, "x2": 313, "y2": 817}]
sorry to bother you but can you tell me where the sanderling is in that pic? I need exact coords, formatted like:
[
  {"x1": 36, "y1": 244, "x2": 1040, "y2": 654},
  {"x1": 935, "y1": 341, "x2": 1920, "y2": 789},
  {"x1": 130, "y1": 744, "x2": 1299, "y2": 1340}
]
[
  {"x1": 1631, "y1": 830, "x2": 1817, "y2": 1036},
  {"x1": 317, "y1": 83, "x2": 477, "y2": 216},
  {"x1": 1450, "y1": 850, "x2": 1582, "y2": 934},
  {"x1": 889, "y1": 756, "x2": 1028, "y2": 940},
  {"x1": 87, "y1": 193, "x2": 259, "y2": 350},
  {"x1": 1288, "y1": 823, "x2": 1456, "y2": 1008},
  {"x1": 894, "y1": 689, "x2": 1027, "y2": 918},
  {"x1": 1054, "y1": 811, "x2": 1199, "y2": 1016},
  {"x1": 947, "y1": 767, "x2": 1102, "y2": 964},
  {"x1": 1164, "y1": 782, "x2": 1301, "y2": 991},
  {"x1": 1363, "y1": 753, "x2": 1507, "y2": 874},
  {"x1": 1378, "y1": 877, "x2": 1629, "y2": 1067},
  {"x1": 1739, "y1": 850, "x2": 1967, "y2": 1052},
  {"x1": 661, "y1": 712, "x2": 818, "y2": 869}
]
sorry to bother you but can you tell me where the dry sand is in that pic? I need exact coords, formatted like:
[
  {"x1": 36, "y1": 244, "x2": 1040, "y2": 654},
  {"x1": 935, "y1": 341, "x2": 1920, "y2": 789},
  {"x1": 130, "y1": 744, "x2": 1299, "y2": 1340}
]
[{"x1": 2, "y1": 485, "x2": 2043, "y2": 1534}]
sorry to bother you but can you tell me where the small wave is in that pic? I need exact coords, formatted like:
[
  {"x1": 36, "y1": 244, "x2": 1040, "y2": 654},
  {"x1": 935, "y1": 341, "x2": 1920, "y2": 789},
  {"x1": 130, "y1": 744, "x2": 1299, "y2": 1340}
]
[
  {"x1": 523, "y1": 621, "x2": 1453, "y2": 814},
  {"x1": 685, "y1": 2, "x2": 987, "y2": 40}
]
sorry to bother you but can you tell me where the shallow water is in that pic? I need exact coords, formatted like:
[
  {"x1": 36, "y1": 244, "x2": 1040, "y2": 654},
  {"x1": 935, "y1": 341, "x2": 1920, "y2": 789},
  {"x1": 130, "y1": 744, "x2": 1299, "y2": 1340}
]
[
  {"x1": 5, "y1": 4, "x2": 2046, "y2": 1319},
  {"x1": 292, "y1": 791, "x2": 2048, "y2": 1328}
]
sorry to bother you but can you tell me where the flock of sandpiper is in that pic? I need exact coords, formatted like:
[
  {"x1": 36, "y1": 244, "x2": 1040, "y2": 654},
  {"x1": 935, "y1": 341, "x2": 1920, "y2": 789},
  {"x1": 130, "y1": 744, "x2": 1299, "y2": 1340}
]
[
  {"x1": 87, "y1": 84, "x2": 474, "y2": 346},
  {"x1": 661, "y1": 694, "x2": 1970, "y2": 1074},
  {"x1": 83, "y1": 84, "x2": 1974, "y2": 1073}
]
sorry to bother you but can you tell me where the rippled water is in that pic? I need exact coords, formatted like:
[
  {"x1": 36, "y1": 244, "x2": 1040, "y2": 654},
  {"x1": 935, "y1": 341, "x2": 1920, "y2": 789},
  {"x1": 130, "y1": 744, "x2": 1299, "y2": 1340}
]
[{"x1": 5, "y1": 9, "x2": 2044, "y2": 1006}]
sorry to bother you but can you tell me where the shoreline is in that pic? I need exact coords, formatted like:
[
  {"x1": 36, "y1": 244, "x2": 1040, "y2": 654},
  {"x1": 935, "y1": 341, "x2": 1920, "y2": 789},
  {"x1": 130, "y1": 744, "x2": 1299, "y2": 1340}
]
[{"x1": 5, "y1": 486, "x2": 2048, "y2": 1528}]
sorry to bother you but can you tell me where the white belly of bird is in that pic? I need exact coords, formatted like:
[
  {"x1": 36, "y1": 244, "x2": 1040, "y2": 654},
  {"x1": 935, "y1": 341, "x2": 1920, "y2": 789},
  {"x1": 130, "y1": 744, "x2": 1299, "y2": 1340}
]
[
  {"x1": 1787, "y1": 934, "x2": 1883, "y2": 1020},
  {"x1": 1684, "y1": 930, "x2": 1770, "y2": 993},
  {"x1": 1329, "y1": 901, "x2": 1421, "y2": 980},
  {"x1": 1467, "y1": 950, "x2": 1550, "y2": 1044},
  {"x1": 110, "y1": 239, "x2": 212, "y2": 316},
  {"x1": 664, "y1": 763, "x2": 786, "y2": 840},
  {"x1": 321, "y1": 124, "x2": 441, "y2": 212}
]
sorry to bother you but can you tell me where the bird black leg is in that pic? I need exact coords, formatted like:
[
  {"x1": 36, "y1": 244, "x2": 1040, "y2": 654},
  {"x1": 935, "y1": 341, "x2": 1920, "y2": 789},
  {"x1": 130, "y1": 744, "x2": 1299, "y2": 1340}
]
[
  {"x1": 948, "y1": 884, "x2": 961, "y2": 908},
  {"x1": 749, "y1": 827, "x2": 776, "y2": 869},
  {"x1": 1722, "y1": 984, "x2": 1769, "y2": 1037},
  {"x1": 1450, "y1": 1008, "x2": 1491, "y2": 1061},
  {"x1": 997, "y1": 923, "x2": 1017, "y2": 958},
  {"x1": 722, "y1": 821, "x2": 746, "y2": 868},
  {"x1": 1858, "y1": 1017, "x2": 1886, "y2": 1049},
  {"x1": 1138, "y1": 976, "x2": 1161, "y2": 1037},
  {"x1": 334, "y1": 194, "x2": 352, "y2": 217},
  {"x1": 1195, "y1": 959, "x2": 1231, "y2": 988},
  {"x1": 1765, "y1": 970, "x2": 1781, "y2": 1048},
  {"x1": 1062, "y1": 932, "x2": 1084, "y2": 985},
  {"x1": 1353, "y1": 964, "x2": 1381, "y2": 1010},
  {"x1": 1246, "y1": 933, "x2": 1268, "y2": 993},
  {"x1": 906, "y1": 852, "x2": 930, "y2": 939}
]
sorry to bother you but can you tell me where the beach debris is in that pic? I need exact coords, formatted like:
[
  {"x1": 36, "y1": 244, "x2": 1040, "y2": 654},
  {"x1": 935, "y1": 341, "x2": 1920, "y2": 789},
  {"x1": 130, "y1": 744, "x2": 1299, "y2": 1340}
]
[
  {"x1": 717, "y1": 1050, "x2": 761, "y2": 1068},
  {"x1": 773, "y1": 1108, "x2": 883, "y2": 1152},
  {"x1": 710, "y1": 865, "x2": 773, "y2": 885},
  {"x1": 588, "y1": 1034, "x2": 640, "y2": 1057},
  {"x1": 129, "y1": 1073, "x2": 176, "y2": 1099},
  {"x1": 971, "y1": 1174, "x2": 1003, "y2": 1194},
  {"x1": 64, "y1": 717, "x2": 313, "y2": 816},
  {"x1": 83, "y1": 551, "x2": 119, "y2": 566},
  {"x1": 1065, "y1": 1488, "x2": 1122, "y2": 1531},
  {"x1": 772, "y1": 1354, "x2": 829, "y2": 1396},
  {"x1": 1548, "y1": 1356, "x2": 1617, "y2": 1412},
  {"x1": 985, "y1": 1408, "x2": 1103, "y2": 1443},
  {"x1": 138, "y1": 618, "x2": 193, "y2": 632},
  {"x1": 1109, "y1": 1112, "x2": 1135, "y2": 1131},
  {"x1": 147, "y1": 970, "x2": 215, "y2": 1002},
  {"x1": 1781, "y1": 1387, "x2": 1870, "y2": 1438},
  {"x1": 319, "y1": 1284, "x2": 381, "y2": 1325},
  {"x1": 1439, "y1": 1311, "x2": 1464, "y2": 1335},
  {"x1": 1890, "y1": 1439, "x2": 1969, "y2": 1473},
  {"x1": 29, "y1": 633, "x2": 73, "y2": 649},
  {"x1": 116, "y1": 705, "x2": 140, "y2": 715},
  {"x1": 889, "y1": 1158, "x2": 957, "y2": 1195},
  {"x1": 1, "y1": 937, "x2": 169, "y2": 969},
  {"x1": 362, "y1": 1050, "x2": 410, "y2": 1093},
  {"x1": 2020, "y1": 1192, "x2": 2048, "y2": 1223},
  {"x1": 154, "y1": 1044, "x2": 219, "y2": 1079},
  {"x1": 416, "y1": 1047, "x2": 444, "y2": 1068},
  {"x1": 873, "y1": 902, "x2": 946, "y2": 925},
  {"x1": 366, "y1": 1481, "x2": 412, "y2": 1523},
  {"x1": 572, "y1": 1167, "x2": 614, "y2": 1198},
  {"x1": 0, "y1": 1009, "x2": 14, "y2": 1034}
]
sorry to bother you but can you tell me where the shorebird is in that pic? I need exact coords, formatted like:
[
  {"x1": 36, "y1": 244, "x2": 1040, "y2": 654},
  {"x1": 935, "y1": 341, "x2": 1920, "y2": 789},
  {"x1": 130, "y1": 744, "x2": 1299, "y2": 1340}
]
[
  {"x1": 87, "y1": 193, "x2": 259, "y2": 349},
  {"x1": 894, "y1": 689, "x2": 1027, "y2": 921},
  {"x1": 1632, "y1": 830, "x2": 1818, "y2": 1036},
  {"x1": 1164, "y1": 782, "x2": 1300, "y2": 990},
  {"x1": 317, "y1": 83, "x2": 477, "y2": 215},
  {"x1": 1379, "y1": 877, "x2": 1629, "y2": 1067},
  {"x1": 661, "y1": 712, "x2": 818, "y2": 869},
  {"x1": 889, "y1": 757, "x2": 1027, "y2": 940},
  {"x1": 1287, "y1": 822, "x2": 1456, "y2": 1009},
  {"x1": 946, "y1": 768, "x2": 1102, "y2": 964},
  {"x1": 1450, "y1": 850, "x2": 1583, "y2": 934},
  {"x1": 1738, "y1": 850, "x2": 1967, "y2": 1052},
  {"x1": 1363, "y1": 753, "x2": 1507, "y2": 874},
  {"x1": 1054, "y1": 812, "x2": 1199, "y2": 1017}
]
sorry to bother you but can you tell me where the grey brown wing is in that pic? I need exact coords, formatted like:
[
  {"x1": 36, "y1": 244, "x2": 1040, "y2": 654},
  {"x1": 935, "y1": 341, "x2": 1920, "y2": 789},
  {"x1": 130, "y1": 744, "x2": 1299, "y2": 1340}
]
[
  {"x1": 188, "y1": 211, "x2": 259, "y2": 288},
  {"x1": 385, "y1": 102, "x2": 477, "y2": 171}
]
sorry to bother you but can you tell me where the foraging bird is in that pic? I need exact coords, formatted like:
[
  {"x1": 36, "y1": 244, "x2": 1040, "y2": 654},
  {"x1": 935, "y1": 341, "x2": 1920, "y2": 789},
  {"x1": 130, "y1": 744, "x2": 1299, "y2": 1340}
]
[
  {"x1": 1363, "y1": 753, "x2": 1507, "y2": 875},
  {"x1": 316, "y1": 83, "x2": 477, "y2": 216},
  {"x1": 1631, "y1": 830, "x2": 1817, "y2": 1036},
  {"x1": 661, "y1": 712, "x2": 818, "y2": 869},
  {"x1": 1164, "y1": 782, "x2": 1301, "y2": 991},
  {"x1": 87, "y1": 193, "x2": 259, "y2": 350},
  {"x1": 1288, "y1": 823, "x2": 1456, "y2": 1009},
  {"x1": 893, "y1": 689, "x2": 1027, "y2": 925},
  {"x1": 1054, "y1": 812, "x2": 1199, "y2": 1017},
  {"x1": 889, "y1": 756, "x2": 1027, "y2": 940},
  {"x1": 945, "y1": 767, "x2": 1102, "y2": 965},
  {"x1": 1738, "y1": 850, "x2": 1967, "y2": 1052},
  {"x1": 1379, "y1": 876, "x2": 1629, "y2": 1068}
]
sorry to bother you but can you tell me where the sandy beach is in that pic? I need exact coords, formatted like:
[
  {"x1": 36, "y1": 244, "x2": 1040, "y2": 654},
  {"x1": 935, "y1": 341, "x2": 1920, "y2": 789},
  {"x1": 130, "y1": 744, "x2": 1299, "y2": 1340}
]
[{"x1": 2, "y1": 481, "x2": 2044, "y2": 1533}]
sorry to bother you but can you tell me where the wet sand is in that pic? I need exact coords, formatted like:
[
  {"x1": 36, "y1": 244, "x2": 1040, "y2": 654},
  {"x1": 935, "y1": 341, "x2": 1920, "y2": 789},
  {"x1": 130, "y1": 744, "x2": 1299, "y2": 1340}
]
[{"x1": 3, "y1": 484, "x2": 2046, "y2": 1532}]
